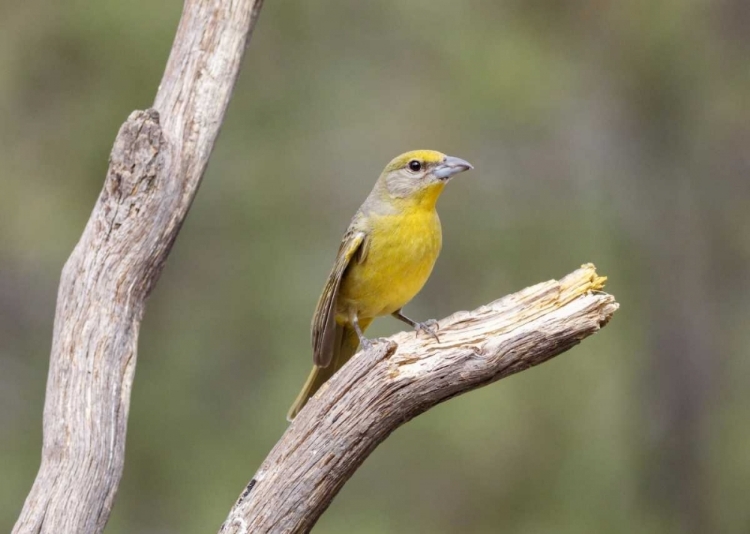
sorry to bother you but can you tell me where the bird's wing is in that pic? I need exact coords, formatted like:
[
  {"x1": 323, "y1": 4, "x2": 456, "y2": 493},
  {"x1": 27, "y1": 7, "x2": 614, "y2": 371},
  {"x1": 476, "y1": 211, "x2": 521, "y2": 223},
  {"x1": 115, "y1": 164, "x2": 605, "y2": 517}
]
[{"x1": 311, "y1": 229, "x2": 367, "y2": 367}]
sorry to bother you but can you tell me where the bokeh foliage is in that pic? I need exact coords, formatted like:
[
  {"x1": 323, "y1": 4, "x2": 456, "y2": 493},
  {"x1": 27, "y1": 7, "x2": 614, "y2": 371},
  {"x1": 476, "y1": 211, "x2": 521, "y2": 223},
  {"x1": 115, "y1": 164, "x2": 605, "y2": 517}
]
[{"x1": 2, "y1": 0, "x2": 749, "y2": 532}]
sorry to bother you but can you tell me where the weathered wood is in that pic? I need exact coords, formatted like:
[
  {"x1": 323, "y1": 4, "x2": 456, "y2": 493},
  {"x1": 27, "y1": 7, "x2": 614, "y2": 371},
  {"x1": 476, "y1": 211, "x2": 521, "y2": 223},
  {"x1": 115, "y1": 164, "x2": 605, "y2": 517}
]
[
  {"x1": 13, "y1": 1, "x2": 265, "y2": 532},
  {"x1": 221, "y1": 264, "x2": 618, "y2": 534}
]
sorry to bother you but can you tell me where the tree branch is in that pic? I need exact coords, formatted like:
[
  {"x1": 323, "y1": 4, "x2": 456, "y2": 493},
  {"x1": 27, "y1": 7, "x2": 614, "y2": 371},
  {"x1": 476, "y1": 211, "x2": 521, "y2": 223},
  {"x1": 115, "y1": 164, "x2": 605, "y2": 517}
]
[
  {"x1": 220, "y1": 264, "x2": 618, "y2": 534},
  {"x1": 13, "y1": 1, "x2": 264, "y2": 532}
]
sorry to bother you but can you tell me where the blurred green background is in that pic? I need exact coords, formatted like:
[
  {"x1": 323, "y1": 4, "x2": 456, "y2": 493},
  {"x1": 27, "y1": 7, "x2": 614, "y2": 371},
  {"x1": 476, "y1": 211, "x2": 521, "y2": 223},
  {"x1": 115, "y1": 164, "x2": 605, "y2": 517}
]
[{"x1": 2, "y1": 0, "x2": 749, "y2": 532}]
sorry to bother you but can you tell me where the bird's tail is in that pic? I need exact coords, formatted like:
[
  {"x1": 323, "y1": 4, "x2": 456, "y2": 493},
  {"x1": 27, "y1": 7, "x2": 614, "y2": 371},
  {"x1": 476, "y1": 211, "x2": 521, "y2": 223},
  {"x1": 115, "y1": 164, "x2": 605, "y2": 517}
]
[{"x1": 287, "y1": 320, "x2": 370, "y2": 421}]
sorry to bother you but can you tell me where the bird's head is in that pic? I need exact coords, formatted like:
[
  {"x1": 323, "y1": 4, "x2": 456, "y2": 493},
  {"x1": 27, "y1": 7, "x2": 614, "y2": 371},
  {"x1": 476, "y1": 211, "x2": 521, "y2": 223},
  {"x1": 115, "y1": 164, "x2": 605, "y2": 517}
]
[{"x1": 376, "y1": 150, "x2": 473, "y2": 207}]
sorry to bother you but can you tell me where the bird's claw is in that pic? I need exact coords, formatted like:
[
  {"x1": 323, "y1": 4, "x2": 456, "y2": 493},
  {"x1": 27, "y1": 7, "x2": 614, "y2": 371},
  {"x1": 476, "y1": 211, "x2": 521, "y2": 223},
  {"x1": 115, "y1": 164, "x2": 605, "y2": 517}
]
[
  {"x1": 359, "y1": 337, "x2": 390, "y2": 352},
  {"x1": 414, "y1": 319, "x2": 440, "y2": 343},
  {"x1": 359, "y1": 337, "x2": 375, "y2": 351}
]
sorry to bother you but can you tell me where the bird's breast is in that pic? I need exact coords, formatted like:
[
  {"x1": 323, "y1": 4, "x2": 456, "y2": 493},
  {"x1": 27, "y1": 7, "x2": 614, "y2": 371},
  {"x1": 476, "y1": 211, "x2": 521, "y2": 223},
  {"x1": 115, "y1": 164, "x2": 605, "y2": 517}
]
[{"x1": 338, "y1": 208, "x2": 442, "y2": 319}]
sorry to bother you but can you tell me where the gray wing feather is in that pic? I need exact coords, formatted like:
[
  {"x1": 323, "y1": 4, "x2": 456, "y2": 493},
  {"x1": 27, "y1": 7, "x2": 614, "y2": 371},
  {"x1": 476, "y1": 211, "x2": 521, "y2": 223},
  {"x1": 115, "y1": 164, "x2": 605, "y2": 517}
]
[{"x1": 311, "y1": 230, "x2": 366, "y2": 367}]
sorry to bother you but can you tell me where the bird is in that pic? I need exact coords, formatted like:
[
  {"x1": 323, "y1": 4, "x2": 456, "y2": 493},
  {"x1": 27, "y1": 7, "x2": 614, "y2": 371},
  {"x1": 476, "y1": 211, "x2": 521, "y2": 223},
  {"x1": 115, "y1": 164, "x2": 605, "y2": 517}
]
[{"x1": 287, "y1": 150, "x2": 473, "y2": 421}]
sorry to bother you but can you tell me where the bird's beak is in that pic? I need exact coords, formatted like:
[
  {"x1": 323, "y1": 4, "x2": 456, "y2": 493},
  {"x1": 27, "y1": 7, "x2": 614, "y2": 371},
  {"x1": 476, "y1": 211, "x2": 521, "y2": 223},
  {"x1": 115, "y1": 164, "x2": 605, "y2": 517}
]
[{"x1": 433, "y1": 155, "x2": 474, "y2": 180}]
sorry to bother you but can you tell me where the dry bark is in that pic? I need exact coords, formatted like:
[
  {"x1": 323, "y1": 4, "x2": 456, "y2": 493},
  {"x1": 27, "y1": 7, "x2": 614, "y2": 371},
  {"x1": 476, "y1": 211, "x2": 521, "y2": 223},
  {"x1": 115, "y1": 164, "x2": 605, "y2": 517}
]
[
  {"x1": 221, "y1": 264, "x2": 619, "y2": 534},
  {"x1": 13, "y1": 1, "x2": 265, "y2": 532}
]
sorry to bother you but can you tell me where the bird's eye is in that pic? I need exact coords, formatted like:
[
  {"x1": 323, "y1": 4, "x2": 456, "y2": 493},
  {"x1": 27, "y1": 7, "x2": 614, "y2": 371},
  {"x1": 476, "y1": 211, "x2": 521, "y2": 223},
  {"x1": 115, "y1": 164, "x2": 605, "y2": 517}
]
[{"x1": 408, "y1": 160, "x2": 422, "y2": 172}]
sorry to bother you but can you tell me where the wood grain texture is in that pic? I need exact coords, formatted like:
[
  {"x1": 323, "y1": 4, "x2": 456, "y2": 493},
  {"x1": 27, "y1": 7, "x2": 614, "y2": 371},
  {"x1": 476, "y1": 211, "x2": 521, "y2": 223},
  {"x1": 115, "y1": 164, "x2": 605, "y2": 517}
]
[
  {"x1": 13, "y1": 1, "x2": 264, "y2": 532},
  {"x1": 221, "y1": 264, "x2": 618, "y2": 534}
]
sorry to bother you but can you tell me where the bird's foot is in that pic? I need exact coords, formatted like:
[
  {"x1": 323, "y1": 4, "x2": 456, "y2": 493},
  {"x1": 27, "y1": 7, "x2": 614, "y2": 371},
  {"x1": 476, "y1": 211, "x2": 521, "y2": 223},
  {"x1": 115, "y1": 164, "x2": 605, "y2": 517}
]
[
  {"x1": 359, "y1": 337, "x2": 375, "y2": 351},
  {"x1": 414, "y1": 319, "x2": 440, "y2": 343},
  {"x1": 358, "y1": 337, "x2": 391, "y2": 352}
]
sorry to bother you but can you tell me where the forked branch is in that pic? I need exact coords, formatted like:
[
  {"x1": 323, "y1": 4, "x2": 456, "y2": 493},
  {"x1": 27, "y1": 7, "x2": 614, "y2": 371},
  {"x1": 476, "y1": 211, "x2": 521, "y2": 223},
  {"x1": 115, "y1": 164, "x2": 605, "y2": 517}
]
[{"x1": 221, "y1": 264, "x2": 619, "y2": 534}]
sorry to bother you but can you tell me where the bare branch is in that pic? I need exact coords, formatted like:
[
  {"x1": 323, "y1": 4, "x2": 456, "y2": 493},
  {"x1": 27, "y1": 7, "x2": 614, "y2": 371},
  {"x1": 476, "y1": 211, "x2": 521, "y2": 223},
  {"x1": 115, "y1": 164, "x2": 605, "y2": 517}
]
[
  {"x1": 13, "y1": 1, "x2": 265, "y2": 532},
  {"x1": 221, "y1": 264, "x2": 618, "y2": 534}
]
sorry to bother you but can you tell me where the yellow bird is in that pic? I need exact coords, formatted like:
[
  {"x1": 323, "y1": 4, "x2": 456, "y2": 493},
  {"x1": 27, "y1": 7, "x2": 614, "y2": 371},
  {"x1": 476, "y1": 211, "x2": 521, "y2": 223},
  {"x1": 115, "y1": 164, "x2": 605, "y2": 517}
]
[{"x1": 287, "y1": 150, "x2": 473, "y2": 421}]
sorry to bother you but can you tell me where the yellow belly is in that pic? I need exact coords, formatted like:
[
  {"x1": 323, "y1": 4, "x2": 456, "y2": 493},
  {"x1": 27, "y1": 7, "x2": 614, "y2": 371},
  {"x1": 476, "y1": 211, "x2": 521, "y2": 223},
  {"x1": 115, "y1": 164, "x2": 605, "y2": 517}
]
[{"x1": 338, "y1": 209, "x2": 442, "y2": 320}]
